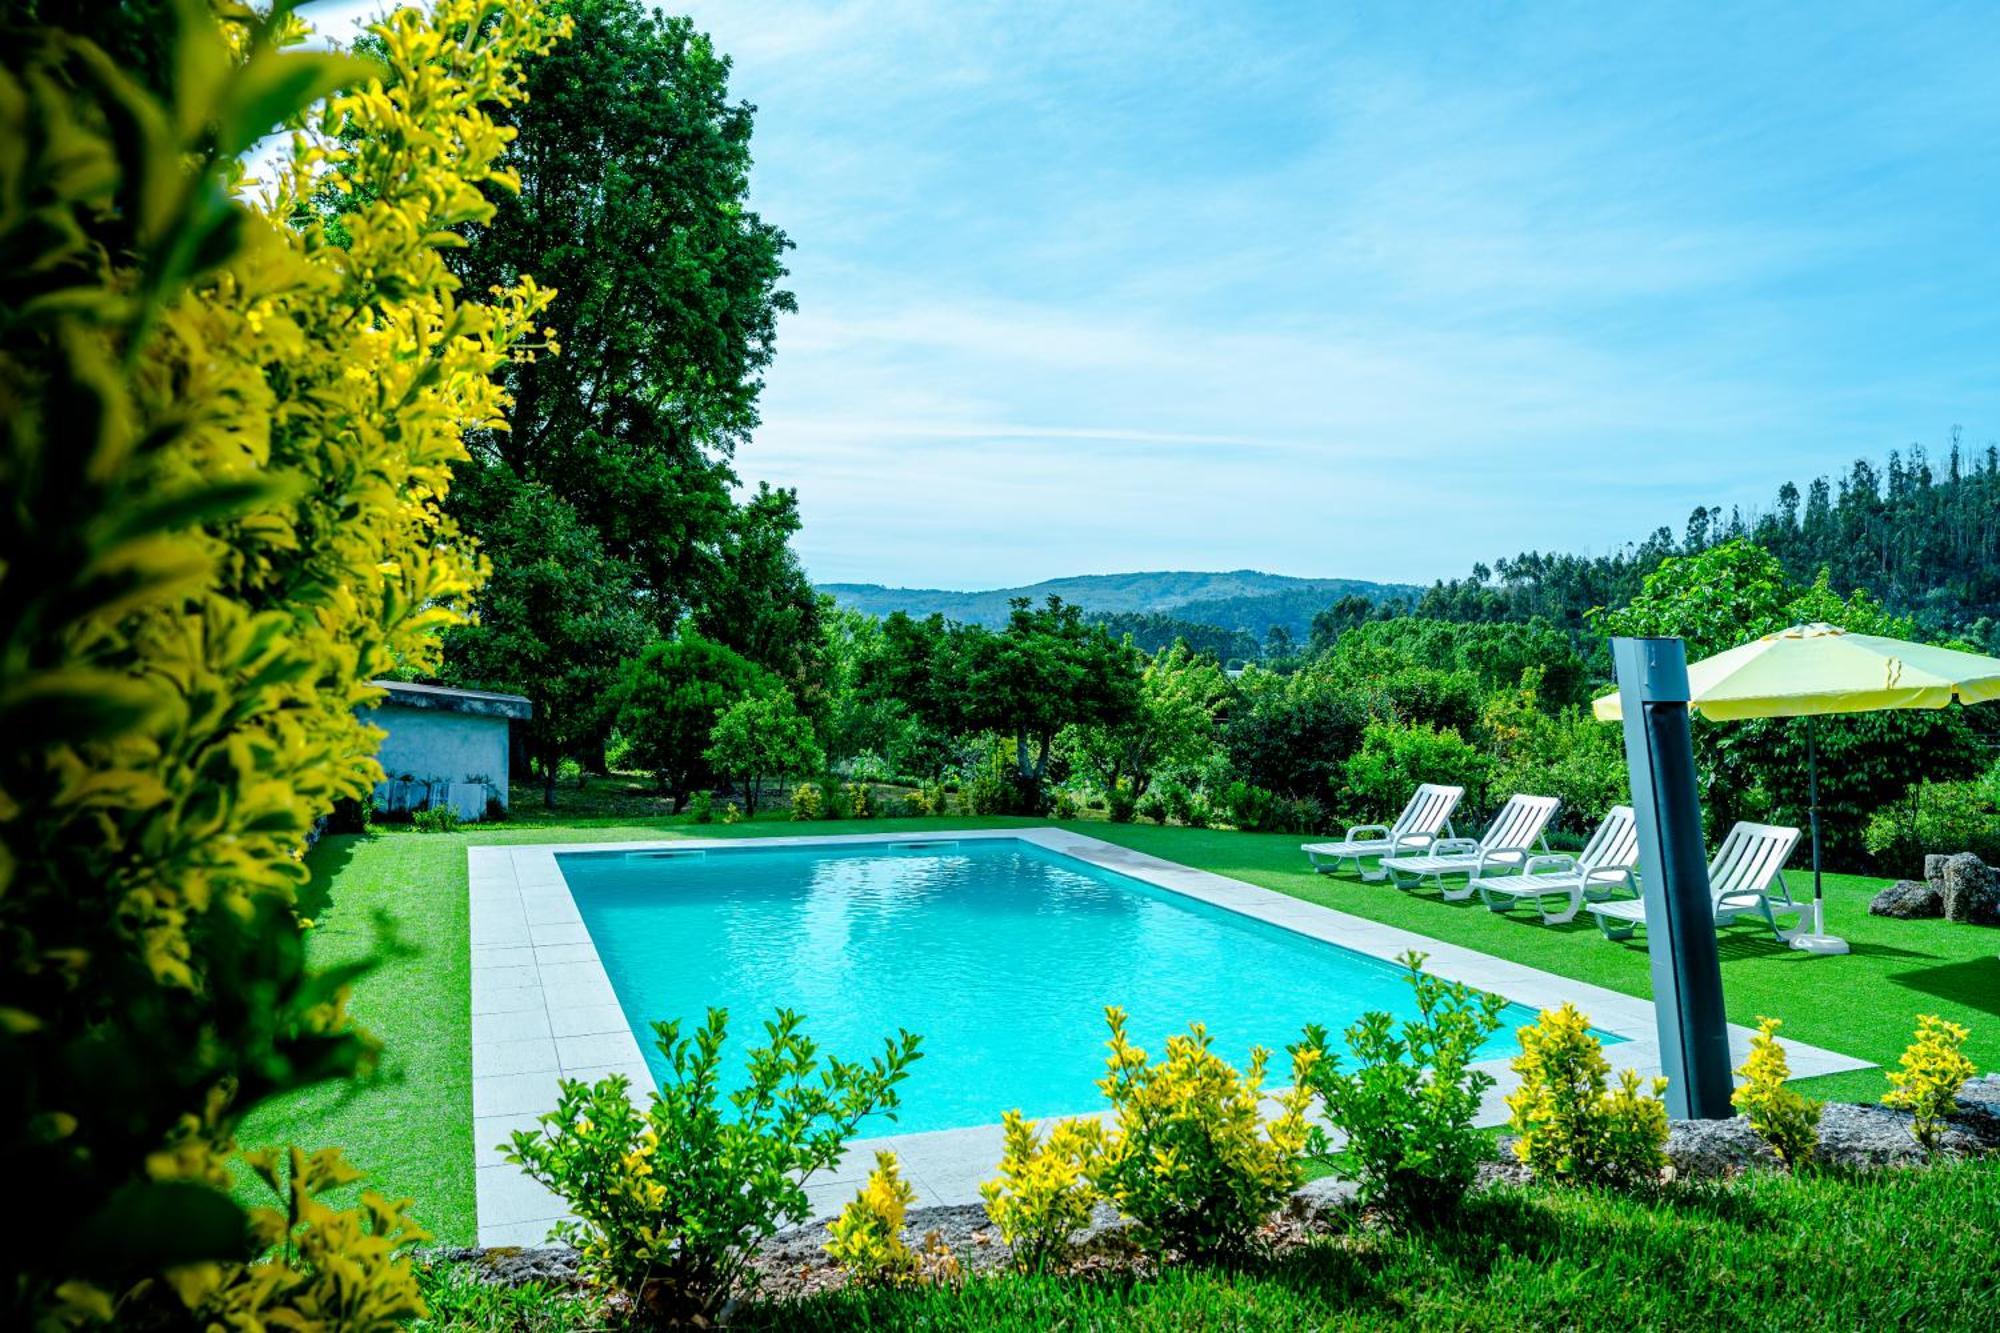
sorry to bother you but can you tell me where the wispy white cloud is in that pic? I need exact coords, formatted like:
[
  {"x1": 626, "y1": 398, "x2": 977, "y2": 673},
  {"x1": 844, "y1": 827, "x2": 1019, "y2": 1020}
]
[{"x1": 304, "y1": 1, "x2": 2000, "y2": 588}]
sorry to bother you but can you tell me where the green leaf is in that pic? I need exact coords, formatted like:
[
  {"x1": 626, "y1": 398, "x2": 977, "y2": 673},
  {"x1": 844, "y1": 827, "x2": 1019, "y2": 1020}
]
[
  {"x1": 216, "y1": 50, "x2": 378, "y2": 160},
  {"x1": 69, "y1": 1181, "x2": 252, "y2": 1281}
]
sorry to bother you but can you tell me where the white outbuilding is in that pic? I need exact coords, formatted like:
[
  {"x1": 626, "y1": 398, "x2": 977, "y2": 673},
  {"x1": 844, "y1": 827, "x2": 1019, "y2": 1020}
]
[{"x1": 367, "y1": 679, "x2": 532, "y2": 821}]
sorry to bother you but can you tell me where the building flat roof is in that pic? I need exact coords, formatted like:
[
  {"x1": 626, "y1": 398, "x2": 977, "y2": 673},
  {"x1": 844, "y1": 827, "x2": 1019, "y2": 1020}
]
[{"x1": 368, "y1": 679, "x2": 533, "y2": 720}]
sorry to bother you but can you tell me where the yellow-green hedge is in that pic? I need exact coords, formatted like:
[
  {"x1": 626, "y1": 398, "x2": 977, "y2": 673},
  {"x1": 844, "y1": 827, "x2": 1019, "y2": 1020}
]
[{"x1": 0, "y1": 0, "x2": 564, "y2": 1324}]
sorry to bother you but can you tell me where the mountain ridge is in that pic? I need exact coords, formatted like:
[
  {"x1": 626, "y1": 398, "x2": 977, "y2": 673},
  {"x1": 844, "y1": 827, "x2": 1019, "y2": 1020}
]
[{"x1": 818, "y1": 569, "x2": 1419, "y2": 639}]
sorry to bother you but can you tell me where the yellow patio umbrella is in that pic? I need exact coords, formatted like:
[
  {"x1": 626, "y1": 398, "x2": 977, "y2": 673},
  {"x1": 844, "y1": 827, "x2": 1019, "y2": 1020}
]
[{"x1": 1593, "y1": 623, "x2": 2000, "y2": 953}]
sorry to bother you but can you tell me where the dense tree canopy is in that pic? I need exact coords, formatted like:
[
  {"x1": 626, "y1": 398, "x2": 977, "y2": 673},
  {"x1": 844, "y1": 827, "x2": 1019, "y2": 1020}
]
[
  {"x1": 613, "y1": 632, "x2": 774, "y2": 809},
  {"x1": 437, "y1": 0, "x2": 814, "y2": 776},
  {"x1": 1601, "y1": 541, "x2": 1987, "y2": 859}
]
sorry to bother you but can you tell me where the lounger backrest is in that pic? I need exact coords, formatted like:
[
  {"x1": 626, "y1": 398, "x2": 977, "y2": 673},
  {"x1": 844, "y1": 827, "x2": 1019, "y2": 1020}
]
[
  {"x1": 1391, "y1": 784, "x2": 1464, "y2": 838},
  {"x1": 1707, "y1": 822, "x2": 1801, "y2": 899},
  {"x1": 1480, "y1": 794, "x2": 1561, "y2": 851},
  {"x1": 1579, "y1": 806, "x2": 1639, "y2": 872}
]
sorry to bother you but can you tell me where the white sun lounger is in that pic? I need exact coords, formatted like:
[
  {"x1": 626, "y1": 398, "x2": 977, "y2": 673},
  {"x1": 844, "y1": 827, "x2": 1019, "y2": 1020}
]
[
  {"x1": 1302, "y1": 784, "x2": 1463, "y2": 882},
  {"x1": 1472, "y1": 805, "x2": 1639, "y2": 924},
  {"x1": 1379, "y1": 793, "x2": 1561, "y2": 898},
  {"x1": 1587, "y1": 821, "x2": 1803, "y2": 942}
]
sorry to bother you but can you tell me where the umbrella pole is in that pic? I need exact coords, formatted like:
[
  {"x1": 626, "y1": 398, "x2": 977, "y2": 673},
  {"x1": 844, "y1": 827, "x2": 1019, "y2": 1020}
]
[
  {"x1": 1791, "y1": 714, "x2": 1849, "y2": 954},
  {"x1": 1809, "y1": 716, "x2": 1822, "y2": 910}
]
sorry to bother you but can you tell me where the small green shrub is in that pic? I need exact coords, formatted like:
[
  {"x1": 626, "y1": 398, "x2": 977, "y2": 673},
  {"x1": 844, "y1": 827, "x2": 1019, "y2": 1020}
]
[
  {"x1": 1732, "y1": 1016, "x2": 1821, "y2": 1168},
  {"x1": 791, "y1": 783, "x2": 824, "y2": 821},
  {"x1": 1136, "y1": 790, "x2": 1168, "y2": 824},
  {"x1": 847, "y1": 782, "x2": 875, "y2": 818},
  {"x1": 980, "y1": 1111, "x2": 1104, "y2": 1271},
  {"x1": 1288, "y1": 795, "x2": 1329, "y2": 836},
  {"x1": 1220, "y1": 780, "x2": 1287, "y2": 832},
  {"x1": 1864, "y1": 773, "x2": 2000, "y2": 870},
  {"x1": 1157, "y1": 780, "x2": 1209, "y2": 828},
  {"x1": 412, "y1": 804, "x2": 461, "y2": 834},
  {"x1": 1341, "y1": 721, "x2": 1488, "y2": 824},
  {"x1": 825, "y1": 1152, "x2": 916, "y2": 1285},
  {"x1": 720, "y1": 801, "x2": 744, "y2": 824},
  {"x1": 1884, "y1": 1014, "x2": 1976, "y2": 1152},
  {"x1": 819, "y1": 776, "x2": 853, "y2": 820},
  {"x1": 1106, "y1": 785, "x2": 1138, "y2": 823},
  {"x1": 688, "y1": 790, "x2": 715, "y2": 823},
  {"x1": 508, "y1": 1009, "x2": 921, "y2": 1323},
  {"x1": 1092, "y1": 1008, "x2": 1317, "y2": 1257},
  {"x1": 1506, "y1": 1004, "x2": 1667, "y2": 1188},
  {"x1": 1052, "y1": 790, "x2": 1080, "y2": 820},
  {"x1": 1297, "y1": 951, "x2": 1507, "y2": 1218},
  {"x1": 963, "y1": 769, "x2": 1009, "y2": 815}
]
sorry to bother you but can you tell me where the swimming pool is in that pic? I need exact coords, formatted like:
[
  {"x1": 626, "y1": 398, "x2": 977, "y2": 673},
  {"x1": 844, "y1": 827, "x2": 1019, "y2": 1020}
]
[{"x1": 556, "y1": 836, "x2": 1575, "y2": 1135}]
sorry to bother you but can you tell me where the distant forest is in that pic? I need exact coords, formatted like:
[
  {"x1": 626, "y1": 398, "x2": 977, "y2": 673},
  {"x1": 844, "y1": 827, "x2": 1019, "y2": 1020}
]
[
  {"x1": 1395, "y1": 440, "x2": 2000, "y2": 654},
  {"x1": 1083, "y1": 611, "x2": 1261, "y2": 663}
]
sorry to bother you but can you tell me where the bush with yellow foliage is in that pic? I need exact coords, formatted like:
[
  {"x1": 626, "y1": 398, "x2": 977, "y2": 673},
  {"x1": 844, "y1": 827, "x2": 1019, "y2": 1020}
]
[
  {"x1": 979, "y1": 1110, "x2": 1105, "y2": 1271},
  {"x1": 1506, "y1": 1004, "x2": 1668, "y2": 1189},
  {"x1": 825, "y1": 1152, "x2": 918, "y2": 1285},
  {"x1": 1884, "y1": 1014, "x2": 1977, "y2": 1153},
  {"x1": 0, "y1": 0, "x2": 563, "y2": 1324},
  {"x1": 1091, "y1": 1008, "x2": 1317, "y2": 1258}
]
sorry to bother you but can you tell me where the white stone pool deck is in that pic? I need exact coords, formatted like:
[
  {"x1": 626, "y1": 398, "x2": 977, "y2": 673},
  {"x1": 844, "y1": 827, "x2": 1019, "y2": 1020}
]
[{"x1": 467, "y1": 827, "x2": 1872, "y2": 1247}]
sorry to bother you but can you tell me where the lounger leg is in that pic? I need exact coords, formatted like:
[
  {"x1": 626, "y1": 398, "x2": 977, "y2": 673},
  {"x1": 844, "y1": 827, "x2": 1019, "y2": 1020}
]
[
  {"x1": 1541, "y1": 887, "x2": 1581, "y2": 926},
  {"x1": 1758, "y1": 899, "x2": 1783, "y2": 943},
  {"x1": 1595, "y1": 914, "x2": 1636, "y2": 941},
  {"x1": 1440, "y1": 878, "x2": 1475, "y2": 902},
  {"x1": 1479, "y1": 883, "x2": 1512, "y2": 913}
]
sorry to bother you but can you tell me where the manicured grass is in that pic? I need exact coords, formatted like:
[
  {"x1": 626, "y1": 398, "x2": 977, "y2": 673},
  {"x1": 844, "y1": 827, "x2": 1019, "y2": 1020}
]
[
  {"x1": 242, "y1": 808, "x2": 2000, "y2": 1245},
  {"x1": 737, "y1": 1161, "x2": 2000, "y2": 1331}
]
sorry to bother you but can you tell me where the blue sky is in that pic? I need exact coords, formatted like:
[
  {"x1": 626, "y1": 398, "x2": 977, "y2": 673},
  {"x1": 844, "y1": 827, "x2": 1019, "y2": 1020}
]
[{"x1": 306, "y1": 1, "x2": 2000, "y2": 590}]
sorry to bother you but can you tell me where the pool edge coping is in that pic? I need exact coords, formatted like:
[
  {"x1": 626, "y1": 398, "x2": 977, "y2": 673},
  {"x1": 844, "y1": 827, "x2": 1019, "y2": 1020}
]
[{"x1": 466, "y1": 827, "x2": 1873, "y2": 1245}]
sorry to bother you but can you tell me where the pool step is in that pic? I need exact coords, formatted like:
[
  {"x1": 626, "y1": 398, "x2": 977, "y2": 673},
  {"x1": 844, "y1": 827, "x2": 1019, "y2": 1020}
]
[
  {"x1": 624, "y1": 848, "x2": 706, "y2": 860},
  {"x1": 885, "y1": 839, "x2": 960, "y2": 852}
]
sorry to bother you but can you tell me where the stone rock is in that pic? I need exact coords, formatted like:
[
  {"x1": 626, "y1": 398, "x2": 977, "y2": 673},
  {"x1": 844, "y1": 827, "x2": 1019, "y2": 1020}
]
[
  {"x1": 1869, "y1": 878, "x2": 1943, "y2": 919},
  {"x1": 1663, "y1": 1096, "x2": 2000, "y2": 1176},
  {"x1": 426, "y1": 1245, "x2": 580, "y2": 1286},
  {"x1": 1925, "y1": 853, "x2": 1952, "y2": 891},
  {"x1": 1666, "y1": 1116, "x2": 1780, "y2": 1178},
  {"x1": 1940, "y1": 852, "x2": 2000, "y2": 925}
]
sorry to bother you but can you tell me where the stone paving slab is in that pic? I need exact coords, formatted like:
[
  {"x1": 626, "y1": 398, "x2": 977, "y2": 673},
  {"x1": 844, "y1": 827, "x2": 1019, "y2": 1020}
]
[{"x1": 467, "y1": 828, "x2": 1873, "y2": 1245}]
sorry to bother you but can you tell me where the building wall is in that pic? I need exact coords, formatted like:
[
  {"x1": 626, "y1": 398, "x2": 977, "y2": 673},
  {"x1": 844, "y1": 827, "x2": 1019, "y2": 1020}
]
[{"x1": 372, "y1": 705, "x2": 512, "y2": 814}]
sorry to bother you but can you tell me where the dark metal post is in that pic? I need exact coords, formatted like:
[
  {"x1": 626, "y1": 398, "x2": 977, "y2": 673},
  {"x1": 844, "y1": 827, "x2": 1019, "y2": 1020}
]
[
  {"x1": 1806, "y1": 716, "x2": 1822, "y2": 903},
  {"x1": 1612, "y1": 636, "x2": 1733, "y2": 1119}
]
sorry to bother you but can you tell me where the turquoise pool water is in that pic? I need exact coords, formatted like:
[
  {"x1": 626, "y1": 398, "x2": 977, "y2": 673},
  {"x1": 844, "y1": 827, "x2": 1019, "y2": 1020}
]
[{"x1": 557, "y1": 837, "x2": 1568, "y2": 1135}]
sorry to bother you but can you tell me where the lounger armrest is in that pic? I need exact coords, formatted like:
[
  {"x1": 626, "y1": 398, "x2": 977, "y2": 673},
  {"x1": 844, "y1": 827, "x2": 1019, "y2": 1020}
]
[
  {"x1": 1523, "y1": 853, "x2": 1578, "y2": 877},
  {"x1": 1429, "y1": 837, "x2": 1480, "y2": 858},
  {"x1": 1343, "y1": 823, "x2": 1391, "y2": 843},
  {"x1": 1585, "y1": 866, "x2": 1638, "y2": 899},
  {"x1": 1387, "y1": 830, "x2": 1438, "y2": 855},
  {"x1": 1473, "y1": 845, "x2": 1536, "y2": 874}
]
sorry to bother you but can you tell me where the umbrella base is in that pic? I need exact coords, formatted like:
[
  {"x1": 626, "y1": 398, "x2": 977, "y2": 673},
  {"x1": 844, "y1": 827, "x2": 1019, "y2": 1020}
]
[{"x1": 1788, "y1": 932, "x2": 1850, "y2": 956}]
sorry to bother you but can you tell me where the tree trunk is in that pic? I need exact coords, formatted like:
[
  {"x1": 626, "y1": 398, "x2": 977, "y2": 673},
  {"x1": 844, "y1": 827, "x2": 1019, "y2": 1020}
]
[
  {"x1": 543, "y1": 762, "x2": 556, "y2": 809},
  {"x1": 1015, "y1": 733, "x2": 1032, "y2": 779},
  {"x1": 744, "y1": 775, "x2": 759, "y2": 816}
]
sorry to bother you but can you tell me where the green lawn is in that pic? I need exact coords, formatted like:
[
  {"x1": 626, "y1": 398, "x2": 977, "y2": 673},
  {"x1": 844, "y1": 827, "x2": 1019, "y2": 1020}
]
[{"x1": 242, "y1": 807, "x2": 2000, "y2": 1246}]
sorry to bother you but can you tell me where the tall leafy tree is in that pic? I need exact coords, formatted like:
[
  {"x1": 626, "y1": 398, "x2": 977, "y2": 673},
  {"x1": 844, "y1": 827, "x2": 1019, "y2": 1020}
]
[
  {"x1": 961, "y1": 598, "x2": 1144, "y2": 783},
  {"x1": 444, "y1": 480, "x2": 650, "y2": 806},
  {"x1": 612, "y1": 632, "x2": 774, "y2": 809},
  {"x1": 440, "y1": 0, "x2": 808, "y2": 767}
]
